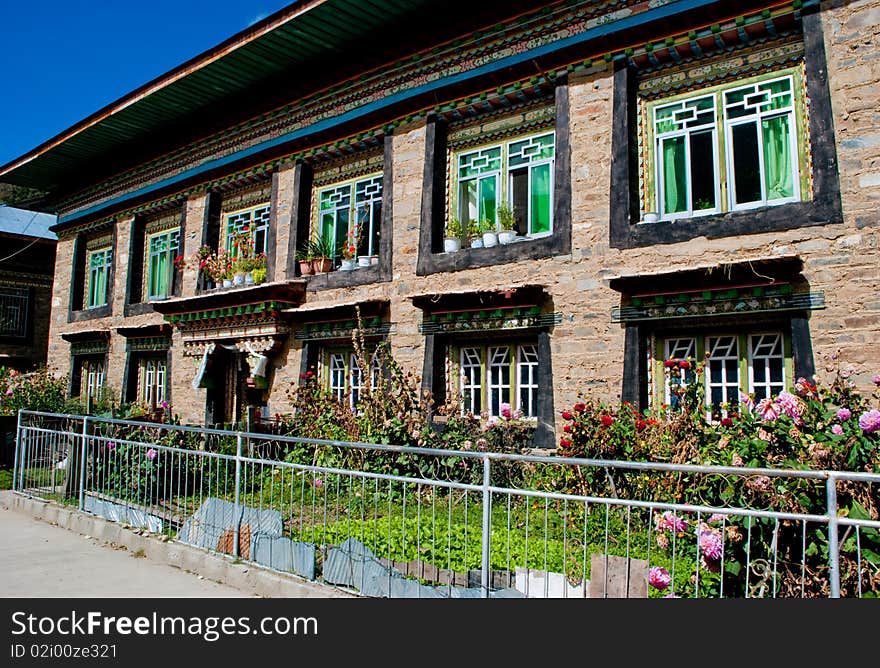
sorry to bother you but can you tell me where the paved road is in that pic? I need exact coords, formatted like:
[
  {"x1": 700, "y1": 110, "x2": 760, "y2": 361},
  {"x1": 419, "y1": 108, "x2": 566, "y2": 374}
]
[{"x1": 0, "y1": 506, "x2": 253, "y2": 597}]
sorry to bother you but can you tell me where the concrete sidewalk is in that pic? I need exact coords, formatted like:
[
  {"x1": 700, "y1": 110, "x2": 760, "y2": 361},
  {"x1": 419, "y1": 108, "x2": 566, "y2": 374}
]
[{"x1": 0, "y1": 491, "x2": 355, "y2": 598}]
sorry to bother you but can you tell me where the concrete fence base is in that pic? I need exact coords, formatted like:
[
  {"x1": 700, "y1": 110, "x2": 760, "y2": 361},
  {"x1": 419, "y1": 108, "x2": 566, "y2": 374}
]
[{"x1": 0, "y1": 490, "x2": 357, "y2": 599}]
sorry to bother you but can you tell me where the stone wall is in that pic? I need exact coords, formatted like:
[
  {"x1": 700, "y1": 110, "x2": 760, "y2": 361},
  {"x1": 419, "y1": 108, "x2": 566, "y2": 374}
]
[{"x1": 42, "y1": 0, "x2": 880, "y2": 435}]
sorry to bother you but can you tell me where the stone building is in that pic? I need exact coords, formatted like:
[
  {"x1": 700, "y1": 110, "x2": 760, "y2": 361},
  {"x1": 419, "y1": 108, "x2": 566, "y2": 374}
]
[
  {"x1": 0, "y1": 206, "x2": 56, "y2": 371},
  {"x1": 0, "y1": 0, "x2": 876, "y2": 447}
]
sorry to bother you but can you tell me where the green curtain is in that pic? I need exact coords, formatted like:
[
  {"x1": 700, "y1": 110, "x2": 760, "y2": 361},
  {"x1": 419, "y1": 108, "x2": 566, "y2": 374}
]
[
  {"x1": 762, "y1": 115, "x2": 794, "y2": 200},
  {"x1": 530, "y1": 163, "x2": 551, "y2": 234},
  {"x1": 661, "y1": 136, "x2": 686, "y2": 214},
  {"x1": 479, "y1": 176, "x2": 496, "y2": 227},
  {"x1": 89, "y1": 266, "x2": 106, "y2": 307},
  {"x1": 150, "y1": 251, "x2": 168, "y2": 298}
]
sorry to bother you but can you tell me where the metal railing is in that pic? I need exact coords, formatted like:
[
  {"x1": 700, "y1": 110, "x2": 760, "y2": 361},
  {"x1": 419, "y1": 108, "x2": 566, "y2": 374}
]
[{"x1": 12, "y1": 410, "x2": 880, "y2": 598}]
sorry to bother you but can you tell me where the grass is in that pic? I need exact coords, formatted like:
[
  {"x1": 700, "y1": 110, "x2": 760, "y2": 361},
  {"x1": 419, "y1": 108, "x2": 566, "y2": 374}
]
[{"x1": 0, "y1": 467, "x2": 12, "y2": 490}]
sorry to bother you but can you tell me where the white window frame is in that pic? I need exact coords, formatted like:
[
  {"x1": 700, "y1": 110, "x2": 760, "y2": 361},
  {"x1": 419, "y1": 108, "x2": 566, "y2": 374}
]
[
  {"x1": 139, "y1": 357, "x2": 167, "y2": 408},
  {"x1": 454, "y1": 131, "x2": 555, "y2": 238},
  {"x1": 747, "y1": 332, "x2": 786, "y2": 402},
  {"x1": 459, "y1": 347, "x2": 483, "y2": 416},
  {"x1": 663, "y1": 337, "x2": 698, "y2": 407},
  {"x1": 224, "y1": 203, "x2": 270, "y2": 257},
  {"x1": 516, "y1": 344, "x2": 539, "y2": 418}
]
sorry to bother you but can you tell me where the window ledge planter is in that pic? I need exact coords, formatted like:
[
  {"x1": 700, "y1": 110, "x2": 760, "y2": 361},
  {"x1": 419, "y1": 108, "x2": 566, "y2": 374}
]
[{"x1": 444, "y1": 238, "x2": 462, "y2": 253}]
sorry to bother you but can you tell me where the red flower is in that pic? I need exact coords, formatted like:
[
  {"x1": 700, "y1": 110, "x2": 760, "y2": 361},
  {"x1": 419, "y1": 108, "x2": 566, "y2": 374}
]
[
  {"x1": 574, "y1": 402, "x2": 586, "y2": 412},
  {"x1": 664, "y1": 359, "x2": 677, "y2": 368},
  {"x1": 600, "y1": 415, "x2": 614, "y2": 427},
  {"x1": 678, "y1": 360, "x2": 691, "y2": 370},
  {"x1": 696, "y1": 367, "x2": 704, "y2": 374},
  {"x1": 561, "y1": 411, "x2": 573, "y2": 420},
  {"x1": 559, "y1": 438, "x2": 571, "y2": 449},
  {"x1": 720, "y1": 417, "x2": 733, "y2": 427},
  {"x1": 635, "y1": 419, "x2": 647, "y2": 432},
  {"x1": 647, "y1": 418, "x2": 658, "y2": 426},
  {"x1": 563, "y1": 424, "x2": 572, "y2": 433}
]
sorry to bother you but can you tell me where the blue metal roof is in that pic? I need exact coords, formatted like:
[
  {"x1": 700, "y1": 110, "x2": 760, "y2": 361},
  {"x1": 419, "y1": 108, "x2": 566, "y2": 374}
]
[{"x1": 0, "y1": 205, "x2": 58, "y2": 240}]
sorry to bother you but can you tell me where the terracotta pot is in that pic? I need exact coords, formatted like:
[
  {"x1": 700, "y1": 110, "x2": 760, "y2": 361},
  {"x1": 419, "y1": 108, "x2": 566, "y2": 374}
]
[
  {"x1": 311, "y1": 257, "x2": 332, "y2": 274},
  {"x1": 299, "y1": 260, "x2": 314, "y2": 276}
]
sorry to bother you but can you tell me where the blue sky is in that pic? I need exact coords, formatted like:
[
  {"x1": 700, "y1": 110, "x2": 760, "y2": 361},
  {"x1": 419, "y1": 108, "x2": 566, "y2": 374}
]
[{"x1": 0, "y1": 1, "x2": 296, "y2": 169}]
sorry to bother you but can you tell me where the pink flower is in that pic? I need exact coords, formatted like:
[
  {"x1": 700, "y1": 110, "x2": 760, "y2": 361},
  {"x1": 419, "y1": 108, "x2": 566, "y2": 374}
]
[
  {"x1": 831, "y1": 424, "x2": 844, "y2": 436},
  {"x1": 160, "y1": 400, "x2": 169, "y2": 410},
  {"x1": 872, "y1": 374, "x2": 880, "y2": 386},
  {"x1": 313, "y1": 478, "x2": 324, "y2": 488},
  {"x1": 836, "y1": 408, "x2": 852, "y2": 421},
  {"x1": 731, "y1": 453, "x2": 744, "y2": 466},
  {"x1": 699, "y1": 530, "x2": 724, "y2": 561},
  {"x1": 755, "y1": 397, "x2": 780, "y2": 422},
  {"x1": 738, "y1": 391, "x2": 755, "y2": 413},
  {"x1": 5, "y1": 389, "x2": 12, "y2": 396},
  {"x1": 709, "y1": 513, "x2": 727, "y2": 524},
  {"x1": 655, "y1": 511, "x2": 688, "y2": 533},
  {"x1": 858, "y1": 409, "x2": 880, "y2": 433},
  {"x1": 648, "y1": 566, "x2": 671, "y2": 591},
  {"x1": 776, "y1": 391, "x2": 805, "y2": 424},
  {"x1": 145, "y1": 448, "x2": 157, "y2": 460},
  {"x1": 500, "y1": 403, "x2": 512, "y2": 419},
  {"x1": 106, "y1": 441, "x2": 116, "y2": 451}
]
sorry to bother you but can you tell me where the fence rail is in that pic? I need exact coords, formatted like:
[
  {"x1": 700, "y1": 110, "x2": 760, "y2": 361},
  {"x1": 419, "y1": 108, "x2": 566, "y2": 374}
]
[{"x1": 12, "y1": 410, "x2": 880, "y2": 598}]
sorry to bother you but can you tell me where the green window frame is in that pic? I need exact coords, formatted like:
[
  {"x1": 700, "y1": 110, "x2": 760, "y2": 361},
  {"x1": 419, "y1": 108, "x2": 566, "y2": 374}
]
[
  {"x1": 652, "y1": 329, "x2": 791, "y2": 420},
  {"x1": 317, "y1": 174, "x2": 383, "y2": 266},
  {"x1": 86, "y1": 247, "x2": 112, "y2": 309},
  {"x1": 224, "y1": 203, "x2": 270, "y2": 257},
  {"x1": 454, "y1": 342, "x2": 539, "y2": 419},
  {"x1": 644, "y1": 67, "x2": 808, "y2": 221},
  {"x1": 147, "y1": 228, "x2": 180, "y2": 300},
  {"x1": 452, "y1": 131, "x2": 555, "y2": 238}
]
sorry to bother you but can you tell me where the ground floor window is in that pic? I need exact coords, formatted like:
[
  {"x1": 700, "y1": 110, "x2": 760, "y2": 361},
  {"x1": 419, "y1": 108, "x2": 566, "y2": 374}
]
[
  {"x1": 132, "y1": 355, "x2": 168, "y2": 408},
  {"x1": 71, "y1": 355, "x2": 107, "y2": 404},
  {"x1": 322, "y1": 347, "x2": 381, "y2": 411},
  {"x1": 652, "y1": 329, "x2": 790, "y2": 419},
  {"x1": 453, "y1": 342, "x2": 539, "y2": 418}
]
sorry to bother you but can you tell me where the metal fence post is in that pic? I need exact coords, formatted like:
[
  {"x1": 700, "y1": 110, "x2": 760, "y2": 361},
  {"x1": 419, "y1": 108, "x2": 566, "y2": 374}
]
[
  {"x1": 826, "y1": 474, "x2": 840, "y2": 598},
  {"x1": 232, "y1": 432, "x2": 243, "y2": 559},
  {"x1": 78, "y1": 416, "x2": 89, "y2": 512},
  {"x1": 481, "y1": 455, "x2": 491, "y2": 598},
  {"x1": 13, "y1": 409, "x2": 23, "y2": 492}
]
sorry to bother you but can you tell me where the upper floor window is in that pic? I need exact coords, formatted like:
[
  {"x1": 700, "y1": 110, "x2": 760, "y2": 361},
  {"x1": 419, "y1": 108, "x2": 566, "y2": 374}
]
[
  {"x1": 147, "y1": 228, "x2": 180, "y2": 300},
  {"x1": 317, "y1": 174, "x2": 383, "y2": 266},
  {"x1": 225, "y1": 203, "x2": 270, "y2": 257},
  {"x1": 645, "y1": 70, "x2": 805, "y2": 222},
  {"x1": 452, "y1": 131, "x2": 555, "y2": 239},
  {"x1": 86, "y1": 247, "x2": 112, "y2": 309}
]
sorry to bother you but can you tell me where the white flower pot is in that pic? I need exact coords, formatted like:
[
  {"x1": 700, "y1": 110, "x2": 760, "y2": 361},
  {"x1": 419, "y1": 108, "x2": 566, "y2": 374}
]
[
  {"x1": 470, "y1": 238, "x2": 484, "y2": 249},
  {"x1": 233, "y1": 272, "x2": 245, "y2": 286},
  {"x1": 498, "y1": 230, "x2": 516, "y2": 244},
  {"x1": 444, "y1": 238, "x2": 461, "y2": 253},
  {"x1": 222, "y1": 279, "x2": 233, "y2": 288},
  {"x1": 482, "y1": 232, "x2": 498, "y2": 248},
  {"x1": 358, "y1": 256, "x2": 372, "y2": 267},
  {"x1": 642, "y1": 212, "x2": 659, "y2": 224},
  {"x1": 340, "y1": 258, "x2": 356, "y2": 271},
  {"x1": 244, "y1": 272, "x2": 254, "y2": 285}
]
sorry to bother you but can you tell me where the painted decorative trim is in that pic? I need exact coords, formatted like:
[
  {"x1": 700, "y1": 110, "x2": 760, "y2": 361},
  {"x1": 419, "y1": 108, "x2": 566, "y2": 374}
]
[
  {"x1": 612, "y1": 286, "x2": 825, "y2": 323},
  {"x1": 53, "y1": 1, "x2": 815, "y2": 229},
  {"x1": 126, "y1": 336, "x2": 172, "y2": 353},
  {"x1": 70, "y1": 340, "x2": 109, "y2": 356},
  {"x1": 295, "y1": 320, "x2": 395, "y2": 342},
  {"x1": 419, "y1": 309, "x2": 562, "y2": 335}
]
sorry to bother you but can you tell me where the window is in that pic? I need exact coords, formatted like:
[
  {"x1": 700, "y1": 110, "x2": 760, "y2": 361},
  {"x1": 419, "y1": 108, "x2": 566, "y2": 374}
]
[
  {"x1": 453, "y1": 132, "x2": 554, "y2": 237},
  {"x1": 225, "y1": 204, "x2": 270, "y2": 257},
  {"x1": 137, "y1": 356, "x2": 167, "y2": 408},
  {"x1": 77, "y1": 356, "x2": 106, "y2": 404},
  {"x1": 317, "y1": 174, "x2": 383, "y2": 265},
  {"x1": 0, "y1": 287, "x2": 30, "y2": 338},
  {"x1": 323, "y1": 348, "x2": 381, "y2": 411},
  {"x1": 647, "y1": 71, "x2": 803, "y2": 221},
  {"x1": 455, "y1": 343, "x2": 539, "y2": 418},
  {"x1": 654, "y1": 330, "x2": 789, "y2": 419},
  {"x1": 86, "y1": 247, "x2": 112, "y2": 309},
  {"x1": 147, "y1": 228, "x2": 180, "y2": 300}
]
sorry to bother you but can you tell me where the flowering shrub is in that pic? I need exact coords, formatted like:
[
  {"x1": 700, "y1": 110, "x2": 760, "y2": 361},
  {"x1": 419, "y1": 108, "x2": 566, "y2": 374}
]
[{"x1": 554, "y1": 352, "x2": 880, "y2": 597}]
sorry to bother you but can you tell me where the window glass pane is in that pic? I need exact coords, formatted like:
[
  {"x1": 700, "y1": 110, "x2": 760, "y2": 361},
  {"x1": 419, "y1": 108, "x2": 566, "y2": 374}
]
[
  {"x1": 750, "y1": 333, "x2": 785, "y2": 400},
  {"x1": 488, "y1": 346, "x2": 511, "y2": 418},
  {"x1": 660, "y1": 135, "x2": 687, "y2": 214},
  {"x1": 516, "y1": 344, "x2": 539, "y2": 418},
  {"x1": 690, "y1": 131, "x2": 716, "y2": 211},
  {"x1": 530, "y1": 163, "x2": 551, "y2": 234},
  {"x1": 731, "y1": 122, "x2": 762, "y2": 205},
  {"x1": 329, "y1": 353, "x2": 346, "y2": 403},
  {"x1": 762, "y1": 115, "x2": 794, "y2": 200},
  {"x1": 460, "y1": 348, "x2": 482, "y2": 415},
  {"x1": 705, "y1": 335, "x2": 740, "y2": 417},
  {"x1": 664, "y1": 337, "x2": 697, "y2": 409},
  {"x1": 459, "y1": 179, "x2": 478, "y2": 226},
  {"x1": 510, "y1": 168, "x2": 529, "y2": 236},
  {"x1": 478, "y1": 176, "x2": 497, "y2": 228}
]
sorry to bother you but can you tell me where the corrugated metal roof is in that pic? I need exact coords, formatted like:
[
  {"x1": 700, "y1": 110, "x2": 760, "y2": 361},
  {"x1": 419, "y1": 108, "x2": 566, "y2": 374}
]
[{"x1": 0, "y1": 205, "x2": 58, "y2": 240}]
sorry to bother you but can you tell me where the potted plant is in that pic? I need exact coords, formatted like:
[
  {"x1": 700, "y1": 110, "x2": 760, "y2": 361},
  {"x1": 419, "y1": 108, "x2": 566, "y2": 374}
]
[
  {"x1": 444, "y1": 216, "x2": 462, "y2": 253},
  {"x1": 193, "y1": 245, "x2": 216, "y2": 289},
  {"x1": 497, "y1": 203, "x2": 517, "y2": 244},
  {"x1": 295, "y1": 246, "x2": 314, "y2": 276},
  {"x1": 480, "y1": 217, "x2": 498, "y2": 248},
  {"x1": 467, "y1": 219, "x2": 483, "y2": 248},
  {"x1": 309, "y1": 235, "x2": 334, "y2": 274}
]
